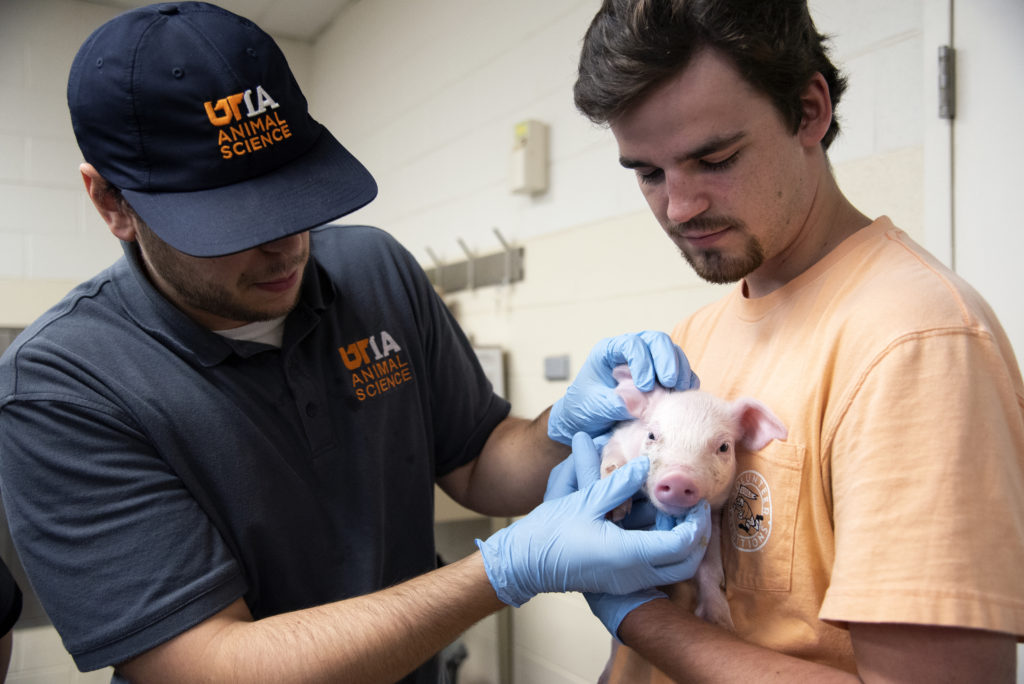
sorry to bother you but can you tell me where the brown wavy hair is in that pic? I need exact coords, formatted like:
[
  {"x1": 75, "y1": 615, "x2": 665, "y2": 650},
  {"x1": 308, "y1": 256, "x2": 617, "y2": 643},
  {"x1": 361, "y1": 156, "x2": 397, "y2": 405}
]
[{"x1": 574, "y1": 0, "x2": 848, "y2": 149}]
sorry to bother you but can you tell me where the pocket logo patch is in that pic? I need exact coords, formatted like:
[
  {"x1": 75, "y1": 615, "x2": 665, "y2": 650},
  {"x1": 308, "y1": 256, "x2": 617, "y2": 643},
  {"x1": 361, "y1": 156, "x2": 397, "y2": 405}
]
[{"x1": 729, "y1": 469, "x2": 772, "y2": 552}]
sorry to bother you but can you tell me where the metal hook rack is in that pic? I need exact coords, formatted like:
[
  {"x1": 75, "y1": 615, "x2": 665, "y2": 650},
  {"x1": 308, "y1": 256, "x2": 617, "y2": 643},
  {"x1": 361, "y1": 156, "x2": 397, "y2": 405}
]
[{"x1": 426, "y1": 228, "x2": 524, "y2": 294}]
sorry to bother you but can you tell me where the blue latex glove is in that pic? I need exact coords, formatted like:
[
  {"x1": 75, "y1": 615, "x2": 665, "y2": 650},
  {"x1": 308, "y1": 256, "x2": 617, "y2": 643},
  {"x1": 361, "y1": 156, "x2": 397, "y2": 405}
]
[
  {"x1": 547, "y1": 331, "x2": 699, "y2": 445},
  {"x1": 585, "y1": 504, "x2": 710, "y2": 640},
  {"x1": 545, "y1": 433, "x2": 711, "y2": 639},
  {"x1": 476, "y1": 435, "x2": 709, "y2": 608}
]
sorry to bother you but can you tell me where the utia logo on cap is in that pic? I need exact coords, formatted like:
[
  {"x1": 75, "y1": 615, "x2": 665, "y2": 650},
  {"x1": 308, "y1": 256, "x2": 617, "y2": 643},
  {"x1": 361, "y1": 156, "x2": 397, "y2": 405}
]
[{"x1": 205, "y1": 85, "x2": 293, "y2": 160}]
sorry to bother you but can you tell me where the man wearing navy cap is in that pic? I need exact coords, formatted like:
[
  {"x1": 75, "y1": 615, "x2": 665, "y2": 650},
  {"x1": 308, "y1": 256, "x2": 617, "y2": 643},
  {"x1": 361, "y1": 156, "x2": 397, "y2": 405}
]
[{"x1": 0, "y1": 3, "x2": 709, "y2": 682}]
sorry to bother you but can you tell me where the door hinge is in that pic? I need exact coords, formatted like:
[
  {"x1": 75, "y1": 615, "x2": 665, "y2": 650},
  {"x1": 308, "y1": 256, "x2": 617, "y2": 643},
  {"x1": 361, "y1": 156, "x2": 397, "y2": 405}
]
[{"x1": 938, "y1": 45, "x2": 956, "y2": 120}]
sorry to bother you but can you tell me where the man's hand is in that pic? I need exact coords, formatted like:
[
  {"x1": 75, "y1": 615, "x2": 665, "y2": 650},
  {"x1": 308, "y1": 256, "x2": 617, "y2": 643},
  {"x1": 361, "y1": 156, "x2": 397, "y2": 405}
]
[
  {"x1": 476, "y1": 433, "x2": 709, "y2": 611},
  {"x1": 547, "y1": 331, "x2": 699, "y2": 444}
]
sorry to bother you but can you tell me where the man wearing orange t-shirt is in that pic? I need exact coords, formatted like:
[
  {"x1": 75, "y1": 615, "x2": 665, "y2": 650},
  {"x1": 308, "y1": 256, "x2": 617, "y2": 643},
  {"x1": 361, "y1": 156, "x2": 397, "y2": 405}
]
[{"x1": 570, "y1": 1, "x2": 1024, "y2": 681}]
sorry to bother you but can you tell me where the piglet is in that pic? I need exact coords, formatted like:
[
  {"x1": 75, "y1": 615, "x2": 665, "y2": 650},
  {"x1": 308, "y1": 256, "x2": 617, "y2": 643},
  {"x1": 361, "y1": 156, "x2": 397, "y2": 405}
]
[{"x1": 600, "y1": 365, "x2": 787, "y2": 630}]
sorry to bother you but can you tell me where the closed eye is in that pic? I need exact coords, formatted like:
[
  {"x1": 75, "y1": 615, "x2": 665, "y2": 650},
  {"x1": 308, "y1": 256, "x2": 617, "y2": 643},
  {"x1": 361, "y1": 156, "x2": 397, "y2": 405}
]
[
  {"x1": 700, "y1": 151, "x2": 740, "y2": 172},
  {"x1": 636, "y1": 168, "x2": 664, "y2": 185}
]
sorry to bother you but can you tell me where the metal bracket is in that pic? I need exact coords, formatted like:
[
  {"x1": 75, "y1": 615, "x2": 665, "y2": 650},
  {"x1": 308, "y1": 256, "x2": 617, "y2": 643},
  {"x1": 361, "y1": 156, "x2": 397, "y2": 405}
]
[
  {"x1": 938, "y1": 45, "x2": 956, "y2": 120},
  {"x1": 427, "y1": 229, "x2": 524, "y2": 294}
]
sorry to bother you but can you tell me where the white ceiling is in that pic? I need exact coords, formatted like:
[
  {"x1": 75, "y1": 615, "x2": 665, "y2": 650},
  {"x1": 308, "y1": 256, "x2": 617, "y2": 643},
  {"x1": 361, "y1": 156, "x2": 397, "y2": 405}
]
[{"x1": 84, "y1": 0, "x2": 358, "y2": 42}]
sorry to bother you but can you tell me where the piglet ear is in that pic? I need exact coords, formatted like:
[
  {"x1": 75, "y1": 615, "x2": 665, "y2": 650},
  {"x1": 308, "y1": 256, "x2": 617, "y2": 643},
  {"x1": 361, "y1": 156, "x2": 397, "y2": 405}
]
[
  {"x1": 732, "y1": 398, "x2": 788, "y2": 451},
  {"x1": 612, "y1": 364, "x2": 649, "y2": 418}
]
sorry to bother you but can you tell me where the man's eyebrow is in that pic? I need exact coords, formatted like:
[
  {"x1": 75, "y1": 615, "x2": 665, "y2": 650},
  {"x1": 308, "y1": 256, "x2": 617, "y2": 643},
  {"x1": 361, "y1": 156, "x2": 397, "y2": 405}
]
[{"x1": 619, "y1": 131, "x2": 746, "y2": 169}]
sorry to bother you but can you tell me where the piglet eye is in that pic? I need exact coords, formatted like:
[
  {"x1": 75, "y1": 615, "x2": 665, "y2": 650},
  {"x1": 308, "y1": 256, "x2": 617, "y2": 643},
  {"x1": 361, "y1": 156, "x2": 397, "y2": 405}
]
[
  {"x1": 647, "y1": 432, "x2": 656, "y2": 440},
  {"x1": 718, "y1": 442, "x2": 730, "y2": 453}
]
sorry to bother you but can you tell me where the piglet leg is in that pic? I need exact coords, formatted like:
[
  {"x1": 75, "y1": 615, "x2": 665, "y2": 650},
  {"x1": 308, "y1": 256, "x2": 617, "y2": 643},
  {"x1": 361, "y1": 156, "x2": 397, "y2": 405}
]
[{"x1": 694, "y1": 514, "x2": 734, "y2": 631}]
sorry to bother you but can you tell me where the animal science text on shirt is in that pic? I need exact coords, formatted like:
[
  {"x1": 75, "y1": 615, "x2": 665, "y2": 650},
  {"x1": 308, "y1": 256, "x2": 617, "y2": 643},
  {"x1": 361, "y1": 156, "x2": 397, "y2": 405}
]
[{"x1": 338, "y1": 331, "x2": 414, "y2": 401}]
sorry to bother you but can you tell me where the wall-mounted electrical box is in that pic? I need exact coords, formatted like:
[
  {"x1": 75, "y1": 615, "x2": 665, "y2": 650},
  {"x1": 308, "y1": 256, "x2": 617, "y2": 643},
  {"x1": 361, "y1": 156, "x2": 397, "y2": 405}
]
[
  {"x1": 543, "y1": 354, "x2": 570, "y2": 381},
  {"x1": 510, "y1": 119, "x2": 549, "y2": 195}
]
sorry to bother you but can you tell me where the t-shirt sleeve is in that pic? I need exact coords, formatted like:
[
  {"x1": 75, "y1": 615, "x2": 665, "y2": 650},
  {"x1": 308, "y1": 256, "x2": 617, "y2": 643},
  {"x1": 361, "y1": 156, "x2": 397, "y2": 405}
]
[
  {"x1": 822, "y1": 328, "x2": 1024, "y2": 634},
  {"x1": 0, "y1": 398, "x2": 245, "y2": 670}
]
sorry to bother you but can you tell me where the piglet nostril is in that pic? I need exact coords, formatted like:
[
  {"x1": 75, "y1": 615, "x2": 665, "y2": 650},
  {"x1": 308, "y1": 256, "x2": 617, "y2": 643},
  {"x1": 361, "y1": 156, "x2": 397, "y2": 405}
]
[{"x1": 653, "y1": 472, "x2": 702, "y2": 509}]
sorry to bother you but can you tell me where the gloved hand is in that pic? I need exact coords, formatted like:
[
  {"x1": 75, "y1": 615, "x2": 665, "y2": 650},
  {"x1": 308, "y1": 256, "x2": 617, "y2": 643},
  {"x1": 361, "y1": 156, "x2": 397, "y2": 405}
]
[
  {"x1": 547, "y1": 331, "x2": 699, "y2": 445},
  {"x1": 544, "y1": 433, "x2": 711, "y2": 639},
  {"x1": 585, "y1": 501, "x2": 709, "y2": 639},
  {"x1": 477, "y1": 433, "x2": 709, "y2": 609}
]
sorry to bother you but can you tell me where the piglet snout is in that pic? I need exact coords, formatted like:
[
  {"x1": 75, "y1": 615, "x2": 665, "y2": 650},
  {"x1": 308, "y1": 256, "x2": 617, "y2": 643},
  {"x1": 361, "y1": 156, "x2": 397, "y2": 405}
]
[{"x1": 652, "y1": 471, "x2": 702, "y2": 510}]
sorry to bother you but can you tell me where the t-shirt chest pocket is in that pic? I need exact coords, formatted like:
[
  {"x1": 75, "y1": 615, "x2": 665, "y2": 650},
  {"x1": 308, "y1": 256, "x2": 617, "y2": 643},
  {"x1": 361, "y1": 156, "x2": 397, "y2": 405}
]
[{"x1": 723, "y1": 440, "x2": 805, "y2": 592}]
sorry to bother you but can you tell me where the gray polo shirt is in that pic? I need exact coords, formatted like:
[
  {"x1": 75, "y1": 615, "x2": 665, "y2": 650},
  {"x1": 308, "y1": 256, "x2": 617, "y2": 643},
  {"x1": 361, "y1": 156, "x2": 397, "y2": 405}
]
[{"x1": 0, "y1": 224, "x2": 509, "y2": 680}]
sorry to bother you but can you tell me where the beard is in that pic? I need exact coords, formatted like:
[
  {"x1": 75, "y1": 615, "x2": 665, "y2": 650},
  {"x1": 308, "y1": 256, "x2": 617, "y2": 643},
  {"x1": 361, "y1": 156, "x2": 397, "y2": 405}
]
[
  {"x1": 160, "y1": 258, "x2": 306, "y2": 323},
  {"x1": 679, "y1": 239, "x2": 765, "y2": 284},
  {"x1": 135, "y1": 221, "x2": 307, "y2": 324},
  {"x1": 670, "y1": 218, "x2": 765, "y2": 284}
]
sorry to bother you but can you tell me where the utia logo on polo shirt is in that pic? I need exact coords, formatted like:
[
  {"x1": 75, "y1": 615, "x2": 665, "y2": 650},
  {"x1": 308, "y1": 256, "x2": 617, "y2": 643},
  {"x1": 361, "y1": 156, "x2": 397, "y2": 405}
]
[
  {"x1": 203, "y1": 85, "x2": 293, "y2": 160},
  {"x1": 338, "y1": 331, "x2": 414, "y2": 402}
]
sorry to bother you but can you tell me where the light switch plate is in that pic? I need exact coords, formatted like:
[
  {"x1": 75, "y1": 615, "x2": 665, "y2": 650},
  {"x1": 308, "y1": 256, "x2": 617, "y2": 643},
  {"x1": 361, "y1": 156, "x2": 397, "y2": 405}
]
[{"x1": 544, "y1": 354, "x2": 570, "y2": 381}]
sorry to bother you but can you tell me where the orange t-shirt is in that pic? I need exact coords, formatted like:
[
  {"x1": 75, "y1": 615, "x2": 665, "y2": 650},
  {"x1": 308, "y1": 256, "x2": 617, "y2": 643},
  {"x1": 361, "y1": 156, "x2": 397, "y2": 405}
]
[{"x1": 609, "y1": 218, "x2": 1024, "y2": 681}]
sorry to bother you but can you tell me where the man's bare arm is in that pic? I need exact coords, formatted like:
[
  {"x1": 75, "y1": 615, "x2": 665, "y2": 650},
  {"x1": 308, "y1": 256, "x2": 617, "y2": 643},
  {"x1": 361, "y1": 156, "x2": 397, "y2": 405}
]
[
  {"x1": 617, "y1": 598, "x2": 1016, "y2": 683},
  {"x1": 438, "y1": 408, "x2": 569, "y2": 517},
  {"x1": 119, "y1": 553, "x2": 505, "y2": 684}
]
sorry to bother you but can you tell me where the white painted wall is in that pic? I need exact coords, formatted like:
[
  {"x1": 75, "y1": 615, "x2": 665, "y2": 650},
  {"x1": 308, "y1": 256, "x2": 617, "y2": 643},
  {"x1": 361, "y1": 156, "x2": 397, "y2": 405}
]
[
  {"x1": 307, "y1": 1, "x2": 648, "y2": 268},
  {"x1": 0, "y1": 0, "x2": 119, "y2": 327},
  {"x1": 953, "y1": 0, "x2": 1024, "y2": 357},
  {"x1": 2, "y1": 0, "x2": 1017, "y2": 682}
]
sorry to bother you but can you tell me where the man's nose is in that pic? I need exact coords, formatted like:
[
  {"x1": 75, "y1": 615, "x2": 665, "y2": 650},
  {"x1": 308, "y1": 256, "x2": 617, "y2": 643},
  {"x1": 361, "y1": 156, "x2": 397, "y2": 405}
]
[{"x1": 665, "y1": 174, "x2": 710, "y2": 225}]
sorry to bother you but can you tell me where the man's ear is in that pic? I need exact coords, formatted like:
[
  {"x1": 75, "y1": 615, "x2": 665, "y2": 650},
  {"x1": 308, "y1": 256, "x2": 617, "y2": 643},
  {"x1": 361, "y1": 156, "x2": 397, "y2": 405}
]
[
  {"x1": 80, "y1": 163, "x2": 139, "y2": 242},
  {"x1": 797, "y1": 72, "x2": 833, "y2": 148}
]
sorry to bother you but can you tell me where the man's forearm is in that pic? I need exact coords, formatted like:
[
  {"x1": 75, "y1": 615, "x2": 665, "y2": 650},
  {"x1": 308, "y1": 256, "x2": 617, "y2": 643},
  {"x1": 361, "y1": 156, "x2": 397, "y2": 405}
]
[
  {"x1": 441, "y1": 408, "x2": 570, "y2": 517},
  {"x1": 119, "y1": 553, "x2": 506, "y2": 684},
  {"x1": 620, "y1": 599, "x2": 1017, "y2": 683},
  {"x1": 618, "y1": 599, "x2": 858, "y2": 684}
]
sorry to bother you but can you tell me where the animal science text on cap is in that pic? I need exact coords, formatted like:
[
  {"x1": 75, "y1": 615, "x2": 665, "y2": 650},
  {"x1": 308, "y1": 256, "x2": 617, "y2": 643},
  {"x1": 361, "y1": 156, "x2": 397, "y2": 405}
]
[{"x1": 204, "y1": 84, "x2": 294, "y2": 160}]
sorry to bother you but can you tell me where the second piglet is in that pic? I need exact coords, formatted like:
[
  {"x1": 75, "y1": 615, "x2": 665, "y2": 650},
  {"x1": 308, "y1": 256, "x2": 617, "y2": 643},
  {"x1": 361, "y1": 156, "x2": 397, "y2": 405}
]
[{"x1": 600, "y1": 365, "x2": 787, "y2": 630}]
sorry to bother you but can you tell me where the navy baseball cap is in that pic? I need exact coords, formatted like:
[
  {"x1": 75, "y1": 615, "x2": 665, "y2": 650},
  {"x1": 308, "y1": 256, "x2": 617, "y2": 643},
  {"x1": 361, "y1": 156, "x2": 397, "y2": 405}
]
[{"x1": 67, "y1": 2, "x2": 378, "y2": 257}]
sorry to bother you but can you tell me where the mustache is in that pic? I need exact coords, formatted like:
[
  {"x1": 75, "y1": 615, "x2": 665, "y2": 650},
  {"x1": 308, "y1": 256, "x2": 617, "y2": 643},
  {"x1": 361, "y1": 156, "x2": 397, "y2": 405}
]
[
  {"x1": 266, "y1": 255, "x2": 306, "y2": 277},
  {"x1": 668, "y1": 217, "x2": 741, "y2": 235},
  {"x1": 245, "y1": 253, "x2": 309, "y2": 284}
]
